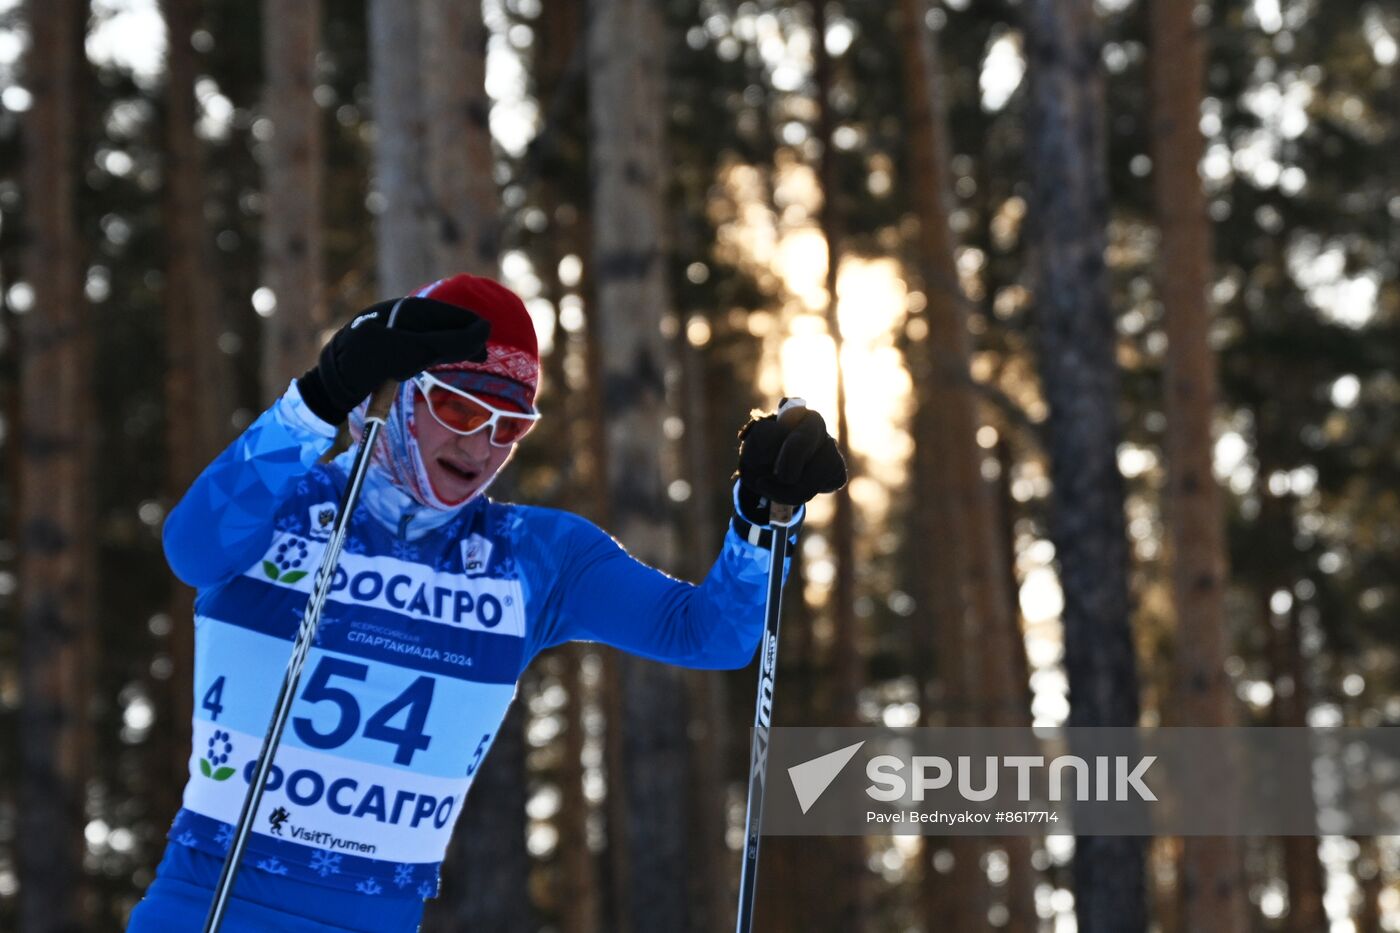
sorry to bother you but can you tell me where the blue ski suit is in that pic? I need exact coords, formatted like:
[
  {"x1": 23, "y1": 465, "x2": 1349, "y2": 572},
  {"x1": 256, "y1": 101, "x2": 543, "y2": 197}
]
[{"x1": 127, "y1": 383, "x2": 796, "y2": 932}]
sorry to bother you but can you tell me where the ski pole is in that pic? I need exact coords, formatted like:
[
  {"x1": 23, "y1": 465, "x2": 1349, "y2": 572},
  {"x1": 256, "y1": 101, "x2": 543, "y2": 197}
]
[
  {"x1": 734, "y1": 397, "x2": 805, "y2": 933},
  {"x1": 202, "y1": 377, "x2": 399, "y2": 933}
]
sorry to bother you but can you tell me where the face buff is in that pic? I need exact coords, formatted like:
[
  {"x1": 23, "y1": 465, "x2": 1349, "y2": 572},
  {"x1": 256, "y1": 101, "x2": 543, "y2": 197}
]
[{"x1": 346, "y1": 382, "x2": 493, "y2": 511}]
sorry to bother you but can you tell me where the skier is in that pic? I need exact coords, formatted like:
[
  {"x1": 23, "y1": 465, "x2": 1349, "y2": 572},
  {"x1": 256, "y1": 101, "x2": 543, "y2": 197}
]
[{"x1": 127, "y1": 273, "x2": 846, "y2": 932}]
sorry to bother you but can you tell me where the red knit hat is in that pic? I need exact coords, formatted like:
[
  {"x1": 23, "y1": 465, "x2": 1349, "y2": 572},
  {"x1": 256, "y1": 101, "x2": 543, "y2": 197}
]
[{"x1": 412, "y1": 273, "x2": 540, "y2": 412}]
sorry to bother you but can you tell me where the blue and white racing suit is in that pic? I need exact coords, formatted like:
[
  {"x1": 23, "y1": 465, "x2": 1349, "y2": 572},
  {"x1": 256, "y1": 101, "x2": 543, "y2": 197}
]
[{"x1": 127, "y1": 383, "x2": 796, "y2": 932}]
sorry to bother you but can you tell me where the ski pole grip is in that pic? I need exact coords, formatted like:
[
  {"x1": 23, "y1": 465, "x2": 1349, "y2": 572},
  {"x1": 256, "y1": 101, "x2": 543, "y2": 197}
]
[
  {"x1": 776, "y1": 396, "x2": 807, "y2": 424},
  {"x1": 769, "y1": 397, "x2": 806, "y2": 528},
  {"x1": 367, "y1": 381, "x2": 397, "y2": 422}
]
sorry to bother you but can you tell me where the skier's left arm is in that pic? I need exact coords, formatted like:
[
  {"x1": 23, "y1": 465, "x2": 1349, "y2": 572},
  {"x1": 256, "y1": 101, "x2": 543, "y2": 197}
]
[{"x1": 525, "y1": 405, "x2": 846, "y2": 669}]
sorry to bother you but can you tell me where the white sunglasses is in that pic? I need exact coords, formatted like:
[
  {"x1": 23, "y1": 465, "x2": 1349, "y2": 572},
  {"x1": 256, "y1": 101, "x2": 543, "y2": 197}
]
[{"x1": 413, "y1": 372, "x2": 540, "y2": 447}]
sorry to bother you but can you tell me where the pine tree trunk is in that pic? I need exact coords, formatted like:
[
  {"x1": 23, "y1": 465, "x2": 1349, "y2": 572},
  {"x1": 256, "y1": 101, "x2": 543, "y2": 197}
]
[
  {"x1": 557, "y1": 391, "x2": 602, "y2": 933},
  {"x1": 17, "y1": 1, "x2": 92, "y2": 928},
  {"x1": 1265, "y1": 552, "x2": 1325, "y2": 933},
  {"x1": 679, "y1": 336, "x2": 733, "y2": 932},
  {"x1": 810, "y1": 3, "x2": 867, "y2": 927},
  {"x1": 534, "y1": 14, "x2": 601, "y2": 920},
  {"x1": 1146, "y1": 0, "x2": 1248, "y2": 928},
  {"x1": 159, "y1": 0, "x2": 232, "y2": 832},
  {"x1": 545, "y1": 279, "x2": 600, "y2": 933},
  {"x1": 368, "y1": 0, "x2": 433, "y2": 294},
  {"x1": 809, "y1": 0, "x2": 859, "y2": 733},
  {"x1": 1024, "y1": 0, "x2": 1146, "y2": 928},
  {"x1": 906, "y1": 354, "x2": 981, "y2": 931},
  {"x1": 1353, "y1": 836, "x2": 1382, "y2": 933},
  {"x1": 992, "y1": 440, "x2": 1042, "y2": 933},
  {"x1": 421, "y1": 0, "x2": 498, "y2": 275},
  {"x1": 558, "y1": 644, "x2": 600, "y2": 933},
  {"x1": 599, "y1": 653, "x2": 633, "y2": 933},
  {"x1": 260, "y1": 0, "x2": 326, "y2": 397},
  {"x1": 586, "y1": 1, "x2": 689, "y2": 928},
  {"x1": 896, "y1": 1, "x2": 1040, "y2": 927},
  {"x1": 1279, "y1": 832, "x2": 1325, "y2": 932},
  {"x1": 579, "y1": 207, "x2": 633, "y2": 933}
]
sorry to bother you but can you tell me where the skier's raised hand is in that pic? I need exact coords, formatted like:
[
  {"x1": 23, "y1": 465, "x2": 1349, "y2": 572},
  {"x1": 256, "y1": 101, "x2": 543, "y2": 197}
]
[
  {"x1": 297, "y1": 297, "x2": 492, "y2": 425},
  {"x1": 735, "y1": 401, "x2": 847, "y2": 520}
]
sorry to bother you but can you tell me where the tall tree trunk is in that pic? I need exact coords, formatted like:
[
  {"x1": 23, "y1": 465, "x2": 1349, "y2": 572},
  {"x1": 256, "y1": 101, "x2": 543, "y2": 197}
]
[
  {"x1": 809, "y1": 0, "x2": 859, "y2": 734},
  {"x1": 557, "y1": 642, "x2": 601, "y2": 933},
  {"x1": 896, "y1": 1, "x2": 1042, "y2": 928},
  {"x1": 992, "y1": 437, "x2": 1042, "y2": 933},
  {"x1": 679, "y1": 336, "x2": 733, "y2": 932},
  {"x1": 17, "y1": 0, "x2": 92, "y2": 928},
  {"x1": 599, "y1": 647, "x2": 631, "y2": 932},
  {"x1": 260, "y1": 0, "x2": 326, "y2": 397},
  {"x1": 159, "y1": 0, "x2": 231, "y2": 833},
  {"x1": 1146, "y1": 1, "x2": 1248, "y2": 929},
  {"x1": 580, "y1": 201, "x2": 631, "y2": 933},
  {"x1": 910, "y1": 394, "x2": 983, "y2": 933},
  {"x1": 587, "y1": 1, "x2": 689, "y2": 929},
  {"x1": 421, "y1": 0, "x2": 498, "y2": 275},
  {"x1": 1353, "y1": 836, "x2": 1382, "y2": 933},
  {"x1": 368, "y1": 0, "x2": 433, "y2": 294},
  {"x1": 550, "y1": 307, "x2": 602, "y2": 933},
  {"x1": 1024, "y1": 0, "x2": 1146, "y2": 929},
  {"x1": 1264, "y1": 529, "x2": 1325, "y2": 933},
  {"x1": 895, "y1": 0, "x2": 982, "y2": 923},
  {"x1": 810, "y1": 3, "x2": 866, "y2": 928},
  {"x1": 534, "y1": 4, "x2": 600, "y2": 928}
]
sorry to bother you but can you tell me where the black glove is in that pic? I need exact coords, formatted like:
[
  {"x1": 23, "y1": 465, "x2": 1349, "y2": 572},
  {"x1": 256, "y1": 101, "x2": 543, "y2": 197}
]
[
  {"x1": 296, "y1": 297, "x2": 492, "y2": 425},
  {"x1": 735, "y1": 402, "x2": 847, "y2": 523}
]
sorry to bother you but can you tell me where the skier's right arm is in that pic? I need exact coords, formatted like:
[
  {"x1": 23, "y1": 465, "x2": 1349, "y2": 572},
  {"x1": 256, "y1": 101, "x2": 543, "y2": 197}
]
[
  {"x1": 163, "y1": 295, "x2": 491, "y2": 589},
  {"x1": 162, "y1": 381, "x2": 337, "y2": 589}
]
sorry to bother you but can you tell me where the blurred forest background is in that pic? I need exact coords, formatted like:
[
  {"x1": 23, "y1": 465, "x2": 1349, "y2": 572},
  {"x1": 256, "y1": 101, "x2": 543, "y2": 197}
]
[{"x1": 0, "y1": 0, "x2": 1396, "y2": 930}]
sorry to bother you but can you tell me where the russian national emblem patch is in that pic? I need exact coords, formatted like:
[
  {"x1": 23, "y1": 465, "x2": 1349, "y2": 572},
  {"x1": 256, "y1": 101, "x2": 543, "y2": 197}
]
[{"x1": 308, "y1": 502, "x2": 337, "y2": 540}]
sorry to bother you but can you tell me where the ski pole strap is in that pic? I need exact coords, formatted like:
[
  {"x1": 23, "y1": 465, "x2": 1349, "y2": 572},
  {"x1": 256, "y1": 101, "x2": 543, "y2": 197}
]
[
  {"x1": 732, "y1": 510, "x2": 801, "y2": 551},
  {"x1": 731, "y1": 480, "x2": 803, "y2": 550}
]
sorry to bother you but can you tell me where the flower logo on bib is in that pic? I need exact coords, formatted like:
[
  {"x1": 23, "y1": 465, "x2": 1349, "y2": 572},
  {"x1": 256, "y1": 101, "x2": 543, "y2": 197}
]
[{"x1": 201, "y1": 730, "x2": 237, "y2": 781}]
